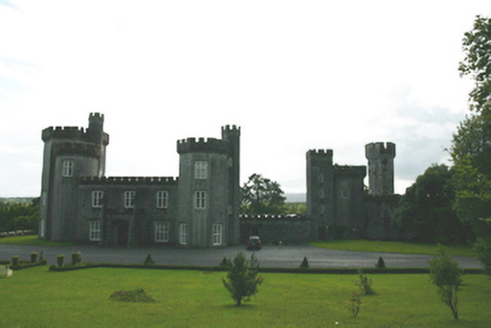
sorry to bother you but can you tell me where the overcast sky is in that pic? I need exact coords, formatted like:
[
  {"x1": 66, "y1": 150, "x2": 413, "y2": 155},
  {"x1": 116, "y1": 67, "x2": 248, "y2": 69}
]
[{"x1": 1, "y1": 1, "x2": 490, "y2": 198}]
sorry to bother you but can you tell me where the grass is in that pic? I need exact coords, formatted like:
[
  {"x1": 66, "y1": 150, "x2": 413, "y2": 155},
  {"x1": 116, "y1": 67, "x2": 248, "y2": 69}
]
[
  {"x1": 0, "y1": 235, "x2": 75, "y2": 247},
  {"x1": 1, "y1": 266, "x2": 490, "y2": 326},
  {"x1": 309, "y1": 240, "x2": 475, "y2": 257}
]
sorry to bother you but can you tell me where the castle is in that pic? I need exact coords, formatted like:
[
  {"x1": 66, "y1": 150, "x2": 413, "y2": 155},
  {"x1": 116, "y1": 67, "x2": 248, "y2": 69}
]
[{"x1": 38, "y1": 113, "x2": 396, "y2": 247}]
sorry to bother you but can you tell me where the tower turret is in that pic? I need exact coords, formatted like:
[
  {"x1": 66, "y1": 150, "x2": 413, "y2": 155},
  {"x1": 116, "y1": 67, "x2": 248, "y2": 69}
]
[
  {"x1": 39, "y1": 113, "x2": 109, "y2": 241},
  {"x1": 365, "y1": 142, "x2": 396, "y2": 195}
]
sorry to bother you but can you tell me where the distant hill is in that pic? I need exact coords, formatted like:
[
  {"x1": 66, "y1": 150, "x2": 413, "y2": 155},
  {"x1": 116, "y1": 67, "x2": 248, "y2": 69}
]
[
  {"x1": 0, "y1": 197, "x2": 35, "y2": 204},
  {"x1": 285, "y1": 193, "x2": 306, "y2": 203}
]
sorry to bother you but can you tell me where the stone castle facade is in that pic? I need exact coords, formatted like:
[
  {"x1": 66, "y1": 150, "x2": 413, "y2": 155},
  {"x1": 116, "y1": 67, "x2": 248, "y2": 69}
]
[{"x1": 39, "y1": 113, "x2": 396, "y2": 247}]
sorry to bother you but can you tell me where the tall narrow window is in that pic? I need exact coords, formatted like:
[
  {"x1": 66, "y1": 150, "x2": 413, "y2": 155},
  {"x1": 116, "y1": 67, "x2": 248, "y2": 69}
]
[
  {"x1": 89, "y1": 221, "x2": 101, "y2": 241},
  {"x1": 194, "y1": 161, "x2": 208, "y2": 179},
  {"x1": 124, "y1": 191, "x2": 136, "y2": 209},
  {"x1": 156, "y1": 191, "x2": 168, "y2": 209},
  {"x1": 195, "y1": 191, "x2": 206, "y2": 209},
  {"x1": 212, "y1": 223, "x2": 222, "y2": 246},
  {"x1": 92, "y1": 190, "x2": 103, "y2": 208},
  {"x1": 62, "y1": 160, "x2": 74, "y2": 177},
  {"x1": 154, "y1": 221, "x2": 169, "y2": 242},
  {"x1": 179, "y1": 223, "x2": 189, "y2": 245}
]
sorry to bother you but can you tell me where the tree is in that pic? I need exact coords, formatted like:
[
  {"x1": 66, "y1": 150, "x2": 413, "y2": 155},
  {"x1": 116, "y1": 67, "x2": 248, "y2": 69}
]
[
  {"x1": 429, "y1": 246, "x2": 463, "y2": 320},
  {"x1": 241, "y1": 174, "x2": 286, "y2": 214},
  {"x1": 222, "y1": 252, "x2": 264, "y2": 306},
  {"x1": 459, "y1": 15, "x2": 491, "y2": 112},
  {"x1": 453, "y1": 15, "x2": 491, "y2": 275},
  {"x1": 393, "y1": 165, "x2": 469, "y2": 244}
]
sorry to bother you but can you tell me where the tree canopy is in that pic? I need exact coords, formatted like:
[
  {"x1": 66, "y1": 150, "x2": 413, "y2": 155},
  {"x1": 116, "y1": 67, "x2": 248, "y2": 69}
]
[
  {"x1": 393, "y1": 165, "x2": 469, "y2": 244},
  {"x1": 241, "y1": 174, "x2": 286, "y2": 215}
]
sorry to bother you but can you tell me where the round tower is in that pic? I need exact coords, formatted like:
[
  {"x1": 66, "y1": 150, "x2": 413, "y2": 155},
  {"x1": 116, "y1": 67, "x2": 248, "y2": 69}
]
[
  {"x1": 176, "y1": 135, "x2": 232, "y2": 247},
  {"x1": 365, "y1": 142, "x2": 396, "y2": 195},
  {"x1": 39, "y1": 113, "x2": 109, "y2": 241}
]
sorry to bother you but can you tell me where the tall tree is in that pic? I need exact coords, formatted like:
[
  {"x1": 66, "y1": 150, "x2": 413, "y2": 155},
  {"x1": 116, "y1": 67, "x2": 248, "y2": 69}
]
[
  {"x1": 393, "y1": 165, "x2": 469, "y2": 244},
  {"x1": 241, "y1": 174, "x2": 286, "y2": 214},
  {"x1": 459, "y1": 15, "x2": 491, "y2": 112},
  {"x1": 452, "y1": 15, "x2": 491, "y2": 275}
]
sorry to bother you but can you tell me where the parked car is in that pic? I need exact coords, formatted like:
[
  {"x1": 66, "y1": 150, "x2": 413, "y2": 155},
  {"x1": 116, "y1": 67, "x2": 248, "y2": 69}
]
[{"x1": 247, "y1": 236, "x2": 262, "y2": 250}]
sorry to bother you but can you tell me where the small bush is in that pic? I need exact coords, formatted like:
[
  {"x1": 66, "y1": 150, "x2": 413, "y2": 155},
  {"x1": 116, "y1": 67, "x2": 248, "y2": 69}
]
[
  {"x1": 109, "y1": 289, "x2": 156, "y2": 303},
  {"x1": 30, "y1": 252, "x2": 38, "y2": 263},
  {"x1": 429, "y1": 245, "x2": 462, "y2": 320},
  {"x1": 375, "y1": 256, "x2": 386, "y2": 269},
  {"x1": 57, "y1": 255, "x2": 65, "y2": 267},
  {"x1": 353, "y1": 269, "x2": 374, "y2": 295},
  {"x1": 345, "y1": 291, "x2": 362, "y2": 318},
  {"x1": 219, "y1": 257, "x2": 230, "y2": 268},
  {"x1": 300, "y1": 256, "x2": 309, "y2": 269},
  {"x1": 12, "y1": 255, "x2": 19, "y2": 266},
  {"x1": 71, "y1": 252, "x2": 81, "y2": 265},
  {"x1": 143, "y1": 253, "x2": 154, "y2": 266}
]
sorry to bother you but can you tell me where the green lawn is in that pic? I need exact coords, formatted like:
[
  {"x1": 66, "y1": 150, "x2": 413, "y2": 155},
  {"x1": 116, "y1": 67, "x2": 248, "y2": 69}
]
[
  {"x1": 0, "y1": 235, "x2": 75, "y2": 247},
  {"x1": 1, "y1": 266, "x2": 490, "y2": 327},
  {"x1": 309, "y1": 240, "x2": 475, "y2": 257}
]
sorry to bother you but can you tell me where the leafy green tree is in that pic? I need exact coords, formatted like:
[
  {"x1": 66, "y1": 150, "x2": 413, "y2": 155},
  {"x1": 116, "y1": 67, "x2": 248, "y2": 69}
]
[
  {"x1": 0, "y1": 198, "x2": 39, "y2": 232},
  {"x1": 429, "y1": 246, "x2": 463, "y2": 320},
  {"x1": 453, "y1": 15, "x2": 491, "y2": 274},
  {"x1": 241, "y1": 174, "x2": 286, "y2": 214},
  {"x1": 222, "y1": 252, "x2": 264, "y2": 306},
  {"x1": 393, "y1": 165, "x2": 469, "y2": 243},
  {"x1": 459, "y1": 15, "x2": 491, "y2": 112}
]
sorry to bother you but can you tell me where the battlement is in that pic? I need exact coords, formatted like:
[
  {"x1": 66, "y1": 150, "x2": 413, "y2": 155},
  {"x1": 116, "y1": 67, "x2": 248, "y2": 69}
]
[
  {"x1": 334, "y1": 165, "x2": 367, "y2": 177},
  {"x1": 365, "y1": 142, "x2": 396, "y2": 159},
  {"x1": 177, "y1": 137, "x2": 229, "y2": 154},
  {"x1": 239, "y1": 214, "x2": 308, "y2": 221},
  {"x1": 306, "y1": 149, "x2": 334, "y2": 162},
  {"x1": 42, "y1": 126, "x2": 86, "y2": 142},
  {"x1": 89, "y1": 112, "x2": 104, "y2": 120},
  {"x1": 79, "y1": 176, "x2": 178, "y2": 185}
]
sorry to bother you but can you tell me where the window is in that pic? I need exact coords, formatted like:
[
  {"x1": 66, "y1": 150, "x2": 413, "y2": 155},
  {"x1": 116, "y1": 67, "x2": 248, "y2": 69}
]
[
  {"x1": 156, "y1": 191, "x2": 168, "y2": 209},
  {"x1": 212, "y1": 223, "x2": 222, "y2": 246},
  {"x1": 154, "y1": 221, "x2": 169, "y2": 242},
  {"x1": 89, "y1": 221, "x2": 101, "y2": 241},
  {"x1": 92, "y1": 190, "x2": 103, "y2": 208},
  {"x1": 62, "y1": 160, "x2": 74, "y2": 177},
  {"x1": 124, "y1": 191, "x2": 136, "y2": 209},
  {"x1": 195, "y1": 191, "x2": 206, "y2": 209},
  {"x1": 194, "y1": 161, "x2": 208, "y2": 179},
  {"x1": 179, "y1": 223, "x2": 188, "y2": 245}
]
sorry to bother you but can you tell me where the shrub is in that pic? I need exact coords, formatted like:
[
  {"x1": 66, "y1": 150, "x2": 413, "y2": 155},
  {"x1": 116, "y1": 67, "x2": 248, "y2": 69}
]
[
  {"x1": 300, "y1": 256, "x2": 309, "y2": 269},
  {"x1": 474, "y1": 238, "x2": 491, "y2": 277},
  {"x1": 30, "y1": 252, "x2": 38, "y2": 263},
  {"x1": 222, "y1": 252, "x2": 264, "y2": 306},
  {"x1": 71, "y1": 252, "x2": 81, "y2": 265},
  {"x1": 12, "y1": 255, "x2": 19, "y2": 266},
  {"x1": 109, "y1": 289, "x2": 156, "y2": 303},
  {"x1": 219, "y1": 257, "x2": 230, "y2": 268},
  {"x1": 57, "y1": 255, "x2": 65, "y2": 267},
  {"x1": 143, "y1": 253, "x2": 154, "y2": 266},
  {"x1": 375, "y1": 256, "x2": 386, "y2": 269},
  {"x1": 353, "y1": 269, "x2": 374, "y2": 295},
  {"x1": 345, "y1": 291, "x2": 362, "y2": 318},
  {"x1": 429, "y1": 245, "x2": 462, "y2": 320}
]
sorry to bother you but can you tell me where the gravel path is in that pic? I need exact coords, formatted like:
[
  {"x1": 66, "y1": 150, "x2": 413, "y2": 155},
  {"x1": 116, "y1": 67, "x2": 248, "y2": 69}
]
[{"x1": 0, "y1": 244, "x2": 481, "y2": 269}]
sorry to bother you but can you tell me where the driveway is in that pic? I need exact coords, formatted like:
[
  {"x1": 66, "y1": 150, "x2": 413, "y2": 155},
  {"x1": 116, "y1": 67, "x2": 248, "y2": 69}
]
[{"x1": 0, "y1": 244, "x2": 481, "y2": 269}]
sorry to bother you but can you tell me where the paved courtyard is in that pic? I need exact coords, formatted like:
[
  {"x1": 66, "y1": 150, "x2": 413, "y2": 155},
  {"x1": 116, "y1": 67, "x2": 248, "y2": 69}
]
[{"x1": 0, "y1": 244, "x2": 481, "y2": 269}]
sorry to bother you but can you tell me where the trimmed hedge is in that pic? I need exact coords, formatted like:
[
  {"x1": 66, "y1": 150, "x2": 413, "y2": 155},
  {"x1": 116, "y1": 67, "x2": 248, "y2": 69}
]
[{"x1": 47, "y1": 262, "x2": 485, "y2": 275}]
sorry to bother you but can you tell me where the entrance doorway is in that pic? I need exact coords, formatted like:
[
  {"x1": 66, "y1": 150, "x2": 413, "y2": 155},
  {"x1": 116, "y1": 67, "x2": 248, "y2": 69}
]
[{"x1": 113, "y1": 220, "x2": 129, "y2": 247}]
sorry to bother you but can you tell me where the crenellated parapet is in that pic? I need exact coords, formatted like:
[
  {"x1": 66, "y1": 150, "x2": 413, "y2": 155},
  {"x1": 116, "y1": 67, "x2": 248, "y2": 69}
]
[
  {"x1": 177, "y1": 137, "x2": 230, "y2": 154},
  {"x1": 42, "y1": 112, "x2": 109, "y2": 146},
  {"x1": 365, "y1": 142, "x2": 396, "y2": 159},
  {"x1": 79, "y1": 176, "x2": 178, "y2": 185},
  {"x1": 307, "y1": 149, "x2": 334, "y2": 157},
  {"x1": 334, "y1": 165, "x2": 367, "y2": 177}
]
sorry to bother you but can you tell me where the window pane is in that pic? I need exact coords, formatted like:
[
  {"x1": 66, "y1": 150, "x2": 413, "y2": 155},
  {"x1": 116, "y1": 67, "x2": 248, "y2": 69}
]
[{"x1": 194, "y1": 161, "x2": 208, "y2": 179}]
